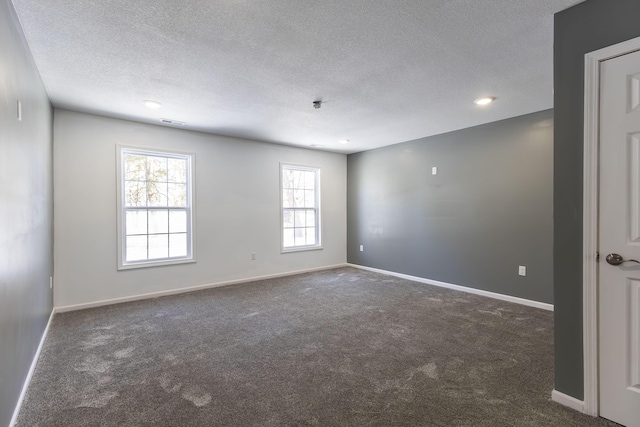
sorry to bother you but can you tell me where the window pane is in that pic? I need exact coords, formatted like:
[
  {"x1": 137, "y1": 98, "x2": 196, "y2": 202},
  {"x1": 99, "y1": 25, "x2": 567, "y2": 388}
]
[
  {"x1": 293, "y1": 170, "x2": 303, "y2": 188},
  {"x1": 124, "y1": 154, "x2": 146, "y2": 180},
  {"x1": 168, "y1": 183, "x2": 187, "y2": 207},
  {"x1": 306, "y1": 227, "x2": 316, "y2": 246},
  {"x1": 147, "y1": 182, "x2": 168, "y2": 207},
  {"x1": 306, "y1": 210, "x2": 316, "y2": 228},
  {"x1": 295, "y1": 210, "x2": 306, "y2": 228},
  {"x1": 169, "y1": 210, "x2": 187, "y2": 233},
  {"x1": 169, "y1": 233, "x2": 187, "y2": 257},
  {"x1": 149, "y1": 210, "x2": 169, "y2": 234},
  {"x1": 304, "y1": 190, "x2": 315, "y2": 208},
  {"x1": 294, "y1": 228, "x2": 305, "y2": 246},
  {"x1": 148, "y1": 156, "x2": 168, "y2": 182},
  {"x1": 126, "y1": 235, "x2": 147, "y2": 261},
  {"x1": 168, "y1": 158, "x2": 187, "y2": 183},
  {"x1": 126, "y1": 210, "x2": 147, "y2": 235},
  {"x1": 282, "y1": 169, "x2": 294, "y2": 189},
  {"x1": 125, "y1": 181, "x2": 147, "y2": 207},
  {"x1": 283, "y1": 209, "x2": 294, "y2": 228},
  {"x1": 283, "y1": 229, "x2": 295, "y2": 248},
  {"x1": 304, "y1": 171, "x2": 315, "y2": 190},
  {"x1": 148, "y1": 234, "x2": 168, "y2": 259},
  {"x1": 293, "y1": 189, "x2": 305, "y2": 207},
  {"x1": 306, "y1": 209, "x2": 318, "y2": 227},
  {"x1": 283, "y1": 189, "x2": 294, "y2": 208}
]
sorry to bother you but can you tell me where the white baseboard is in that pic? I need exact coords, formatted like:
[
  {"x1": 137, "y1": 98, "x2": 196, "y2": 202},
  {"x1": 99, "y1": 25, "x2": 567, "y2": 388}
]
[
  {"x1": 54, "y1": 263, "x2": 349, "y2": 313},
  {"x1": 10, "y1": 309, "x2": 55, "y2": 427},
  {"x1": 551, "y1": 389, "x2": 585, "y2": 413},
  {"x1": 347, "y1": 264, "x2": 554, "y2": 311}
]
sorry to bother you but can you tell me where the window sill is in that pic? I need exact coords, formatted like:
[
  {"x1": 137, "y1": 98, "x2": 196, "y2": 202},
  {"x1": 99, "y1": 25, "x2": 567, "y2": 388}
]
[
  {"x1": 118, "y1": 258, "x2": 196, "y2": 271},
  {"x1": 281, "y1": 246, "x2": 323, "y2": 254}
]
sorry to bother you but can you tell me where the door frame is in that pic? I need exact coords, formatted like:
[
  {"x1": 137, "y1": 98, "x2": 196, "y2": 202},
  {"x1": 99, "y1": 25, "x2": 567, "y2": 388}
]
[{"x1": 583, "y1": 35, "x2": 640, "y2": 417}]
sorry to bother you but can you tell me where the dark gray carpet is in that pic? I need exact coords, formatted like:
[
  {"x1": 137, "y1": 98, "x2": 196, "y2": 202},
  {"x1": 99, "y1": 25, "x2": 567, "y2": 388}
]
[{"x1": 17, "y1": 267, "x2": 616, "y2": 426}]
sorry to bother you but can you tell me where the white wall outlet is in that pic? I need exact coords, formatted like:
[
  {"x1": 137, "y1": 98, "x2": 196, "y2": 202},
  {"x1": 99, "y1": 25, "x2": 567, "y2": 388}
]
[
  {"x1": 431, "y1": 166, "x2": 437, "y2": 175},
  {"x1": 17, "y1": 100, "x2": 22, "y2": 121},
  {"x1": 518, "y1": 266, "x2": 526, "y2": 276},
  {"x1": 49, "y1": 276, "x2": 53, "y2": 289},
  {"x1": 359, "y1": 245, "x2": 364, "y2": 252},
  {"x1": 251, "y1": 252, "x2": 256, "y2": 261}
]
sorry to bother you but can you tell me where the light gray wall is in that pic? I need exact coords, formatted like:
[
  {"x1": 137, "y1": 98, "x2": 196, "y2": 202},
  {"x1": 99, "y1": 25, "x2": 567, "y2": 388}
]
[
  {"x1": 348, "y1": 109, "x2": 553, "y2": 303},
  {"x1": 0, "y1": 0, "x2": 54, "y2": 425},
  {"x1": 53, "y1": 110, "x2": 347, "y2": 309},
  {"x1": 554, "y1": 0, "x2": 640, "y2": 401}
]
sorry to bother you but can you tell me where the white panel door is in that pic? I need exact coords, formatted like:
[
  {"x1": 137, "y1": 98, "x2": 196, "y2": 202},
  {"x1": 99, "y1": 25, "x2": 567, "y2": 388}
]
[{"x1": 599, "y1": 48, "x2": 640, "y2": 427}]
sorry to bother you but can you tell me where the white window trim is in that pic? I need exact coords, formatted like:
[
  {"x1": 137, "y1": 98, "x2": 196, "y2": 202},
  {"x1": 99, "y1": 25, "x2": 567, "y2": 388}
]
[
  {"x1": 280, "y1": 162, "x2": 322, "y2": 253},
  {"x1": 116, "y1": 145, "x2": 197, "y2": 270}
]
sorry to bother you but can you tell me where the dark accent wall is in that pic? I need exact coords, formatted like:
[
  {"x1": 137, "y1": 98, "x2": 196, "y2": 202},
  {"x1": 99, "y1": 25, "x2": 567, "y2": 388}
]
[
  {"x1": 0, "y1": 0, "x2": 53, "y2": 425},
  {"x1": 348, "y1": 110, "x2": 553, "y2": 303},
  {"x1": 554, "y1": 0, "x2": 640, "y2": 401}
]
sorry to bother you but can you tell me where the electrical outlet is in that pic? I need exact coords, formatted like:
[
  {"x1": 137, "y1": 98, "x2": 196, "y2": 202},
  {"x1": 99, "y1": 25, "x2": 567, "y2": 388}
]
[
  {"x1": 518, "y1": 266, "x2": 526, "y2": 276},
  {"x1": 359, "y1": 245, "x2": 364, "y2": 252},
  {"x1": 49, "y1": 276, "x2": 53, "y2": 289},
  {"x1": 432, "y1": 166, "x2": 437, "y2": 175},
  {"x1": 251, "y1": 252, "x2": 256, "y2": 261},
  {"x1": 17, "y1": 100, "x2": 22, "y2": 121}
]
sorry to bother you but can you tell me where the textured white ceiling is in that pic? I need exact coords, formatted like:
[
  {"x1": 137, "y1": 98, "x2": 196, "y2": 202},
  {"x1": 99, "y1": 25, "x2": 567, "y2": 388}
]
[{"x1": 11, "y1": 0, "x2": 582, "y2": 153}]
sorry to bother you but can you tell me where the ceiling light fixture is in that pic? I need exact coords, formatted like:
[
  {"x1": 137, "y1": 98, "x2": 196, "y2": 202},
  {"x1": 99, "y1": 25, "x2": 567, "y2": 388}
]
[
  {"x1": 143, "y1": 100, "x2": 163, "y2": 109},
  {"x1": 160, "y1": 118, "x2": 185, "y2": 126},
  {"x1": 339, "y1": 139, "x2": 349, "y2": 145},
  {"x1": 474, "y1": 97, "x2": 495, "y2": 106}
]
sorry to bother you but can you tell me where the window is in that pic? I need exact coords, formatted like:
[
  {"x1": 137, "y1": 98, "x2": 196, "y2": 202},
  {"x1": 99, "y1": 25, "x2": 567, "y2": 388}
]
[
  {"x1": 117, "y1": 147, "x2": 195, "y2": 269},
  {"x1": 281, "y1": 164, "x2": 321, "y2": 251}
]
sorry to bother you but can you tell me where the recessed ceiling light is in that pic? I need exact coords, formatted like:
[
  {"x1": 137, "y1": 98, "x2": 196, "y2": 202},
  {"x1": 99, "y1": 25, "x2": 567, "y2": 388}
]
[
  {"x1": 474, "y1": 97, "x2": 495, "y2": 106},
  {"x1": 339, "y1": 139, "x2": 350, "y2": 145},
  {"x1": 143, "y1": 100, "x2": 163, "y2": 109},
  {"x1": 533, "y1": 119, "x2": 554, "y2": 128}
]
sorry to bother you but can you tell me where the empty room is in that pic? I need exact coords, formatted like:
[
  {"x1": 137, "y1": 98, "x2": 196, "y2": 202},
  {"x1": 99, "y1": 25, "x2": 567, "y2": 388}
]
[{"x1": 2, "y1": 0, "x2": 640, "y2": 426}]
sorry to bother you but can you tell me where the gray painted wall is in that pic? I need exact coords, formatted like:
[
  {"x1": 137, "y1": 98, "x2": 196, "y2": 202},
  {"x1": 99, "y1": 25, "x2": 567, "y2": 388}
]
[
  {"x1": 0, "y1": 0, "x2": 54, "y2": 425},
  {"x1": 348, "y1": 109, "x2": 553, "y2": 303},
  {"x1": 554, "y1": 0, "x2": 640, "y2": 401}
]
